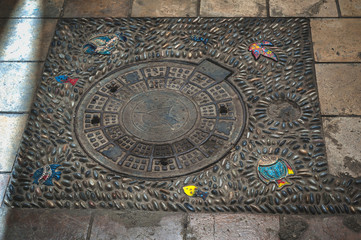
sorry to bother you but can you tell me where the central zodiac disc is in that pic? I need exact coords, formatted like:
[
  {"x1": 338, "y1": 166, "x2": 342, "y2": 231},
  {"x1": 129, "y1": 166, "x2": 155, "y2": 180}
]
[{"x1": 75, "y1": 60, "x2": 247, "y2": 179}]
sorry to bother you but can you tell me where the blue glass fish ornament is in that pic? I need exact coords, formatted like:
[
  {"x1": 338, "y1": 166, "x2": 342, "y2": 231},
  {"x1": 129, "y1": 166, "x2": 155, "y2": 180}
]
[
  {"x1": 55, "y1": 75, "x2": 78, "y2": 86},
  {"x1": 83, "y1": 32, "x2": 127, "y2": 55},
  {"x1": 31, "y1": 164, "x2": 62, "y2": 186},
  {"x1": 257, "y1": 156, "x2": 294, "y2": 189}
]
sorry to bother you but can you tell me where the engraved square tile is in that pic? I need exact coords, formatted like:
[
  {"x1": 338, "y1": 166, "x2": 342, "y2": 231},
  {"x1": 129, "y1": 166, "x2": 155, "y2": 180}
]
[
  {"x1": 0, "y1": 114, "x2": 28, "y2": 172},
  {"x1": 316, "y1": 64, "x2": 361, "y2": 115},
  {"x1": 323, "y1": 117, "x2": 361, "y2": 178},
  {"x1": 200, "y1": 0, "x2": 267, "y2": 17},
  {"x1": 339, "y1": 0, "x2": 361, "y2": 17},
  {"x1": 311, "y1": 19, "x2": 361, "y2": 62},
  {"x1": 0, "y1": 19, "x2": 57, "y2": 61},
  {"x1": 0, "y1": 0, "x2": 64, "y2": 18},
  {"x1": 63, "y1": 0, "x2": 130, "y2": 18},
  {"x1": 269, "y1": 0, "x2": 338, "y2": 17},
  {"x1": 131, "y1": 0, "x2": 197, "y2": 17},
  {"x1": 0, "y1": 63, "x2": 42, "y2": 112}
]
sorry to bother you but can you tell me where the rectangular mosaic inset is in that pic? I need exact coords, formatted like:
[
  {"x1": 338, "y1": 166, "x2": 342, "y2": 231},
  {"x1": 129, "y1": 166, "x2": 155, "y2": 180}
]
[{"x1": 6, "y1": 18, "x2": 361, "y2": 214}]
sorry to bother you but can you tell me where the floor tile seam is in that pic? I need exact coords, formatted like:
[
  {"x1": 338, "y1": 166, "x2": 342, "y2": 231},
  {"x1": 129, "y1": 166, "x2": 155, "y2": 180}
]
[
  {"x1": 0, "y1": 17, "x2": 60, "y2": 20},
  {"x1": 266, "y1": 0, "x2": 270, "y2": 17},
  {"x1": 197, "y1": 0, "x2": 201, "y2": 17},
  {"x1": 47, "y1": 16, "x2": 361, "y2": 20},
  {"x1": 85, "y1": 213, "x2": 95, "y2": 240},
  {"x1": 0, "y1": 112, "x2": 29, "y2": 115},
  {"x1": 60, "y1": 0, "x2": 67, "y2": 18},
  {"x1": 0, "y1": 16, "x2": 360, "y2": 20},
  {"x1": 315, "y1": 62, "x2": 361, "y2": 64},
  {"x1": 308, "y1": 17, "x2": 334, "y2": 174},
  {"x1": 335, "y1": 0, "x2": 342, "y2": 17},
  {"x1": 321, "y1": 115, "x2": 361, "y2": 118},
  {"x1": 128, "y1": 0, "x2": 133, "y2": 18},
  {"x1": 0, "y1": 61, "x2": 44, "y2": 63},
  {"x1": 182, "y1": 213, "x2": 190, "y2": 240}
]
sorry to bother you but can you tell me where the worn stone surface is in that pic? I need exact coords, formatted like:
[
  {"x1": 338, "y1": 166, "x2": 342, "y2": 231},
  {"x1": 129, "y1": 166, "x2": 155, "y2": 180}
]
[
  {"x1": 0, "y1": 114, "x2": 28, "y2": 172},
  {"x1": 0, "y1": 19, "x2": 57, "y2": 61},
  {"x1": 0, "y1": 175, "x2": 10, "y2": 206},
  {"x1": 0, "y1": 63, "x2": 42, "y2": 112},
  {"x1": 339, "y1": 0, "x2": 361, "y2": 16},
  {"x1": 270, "y1": 0, "x2": 338, "y2": 17},
  {"x1": 311, "y1": 19, "x2": 361, "y2": 62},
  {"x1": 90, "y1": 211, "x2": 185, "y2": 240},
  {"x1": 63, "y1": 0, "x2": 130, "y2": 17},
  {"x1": 301, "y1": 216, "x2": 361, "y2": 240},
  {"x1": 200, "y1": 0, "x2": 267, "y2": 17},
  {"x1": 323, "y1": 117, "x2": 361, "y2": 178},
  {"x1": 0, "y1": 208, "x2": 91, "y2": 240},
  {"x1": 343, "y1": 216, "x2": 361, "y2": 233},
  {"x1": 316, "y1": 64, "x2": 361, "y2": 115},
  {"x1": 186, "y1": 214, "x2": 214, "y2": 239},
  {"x1": 187, "y1": 214, "x2": 279, "y2": 239},
  {"x1": 132, "y1": 0, "x2": 197, "y2": 17},
  {"x1": 213, "y1": 214, "x2": 280, "y2": 239},
  {"x1": 279, "y1": 216, "x2": 308, "y2": 240},
  {"x1": 0, "y1": 0, "x2": 64, "y2": 18}
]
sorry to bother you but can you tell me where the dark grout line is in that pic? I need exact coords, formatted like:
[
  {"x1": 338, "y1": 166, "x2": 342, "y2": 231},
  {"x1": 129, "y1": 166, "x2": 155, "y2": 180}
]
[
  {"x1": 0, "y1": 16, "x2": 360, "y2": 20},
  {"x1": 0, "y1": 172, "x2": 11, "y2": 174},
  {"x1": 129, "y1": 0, "x2": 134, "y2": 18},
  {"x1": 197, "y1": 0, "x2": 201, "y2": 17},
  {"x1": 0, "y1": 60, "x2": 44, "y2": 63},
  {"x1": 0, "y1": 17, "x2": 60, "y2": 20},
  {"x1": 266, "y1": 0, "x2": 270, "y2": 18},
  {"x1": 322, "y1": 115, "x2": 361, "y2": 118},
  {"x1": 315, "y1": 62, "x2": 361, "y2": 64},
  {"x1": 60, "y1": 0, "x2": 67, "y2": 18},
  {"x1": 335, "y1": 0, "x2": 342, "y2": 17},
  {"x1": 0, "y1": 111, "x2": 29, "y2": 115},
  {"x1": 86, "y1": 213, "x2": 95, "y2": 240},
  {"x1": 1, "y1": 16, "x2": 359, "y2": 20}
]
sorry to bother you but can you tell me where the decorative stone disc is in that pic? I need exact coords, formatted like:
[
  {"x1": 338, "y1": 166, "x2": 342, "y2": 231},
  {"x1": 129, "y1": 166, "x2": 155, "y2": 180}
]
[{"x1": 75, "y1": 60, "x2": 247, "y2": 178}]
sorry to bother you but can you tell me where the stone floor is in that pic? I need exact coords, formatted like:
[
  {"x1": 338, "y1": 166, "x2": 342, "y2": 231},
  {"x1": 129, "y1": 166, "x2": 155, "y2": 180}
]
[{"x1": 0, "y1": 0, "x2": 360, "y2": 239}]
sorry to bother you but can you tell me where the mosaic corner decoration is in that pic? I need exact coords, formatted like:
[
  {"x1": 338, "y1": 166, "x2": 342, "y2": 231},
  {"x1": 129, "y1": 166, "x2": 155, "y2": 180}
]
[{"x1": 5, "y1": 17, "x2": 361, "y2": 214}]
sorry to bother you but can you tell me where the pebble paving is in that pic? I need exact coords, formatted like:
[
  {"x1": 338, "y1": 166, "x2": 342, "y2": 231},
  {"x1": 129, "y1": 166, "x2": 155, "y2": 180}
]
[{"x1": 5, "y1": 17, "x2": 361, "y2": 214}]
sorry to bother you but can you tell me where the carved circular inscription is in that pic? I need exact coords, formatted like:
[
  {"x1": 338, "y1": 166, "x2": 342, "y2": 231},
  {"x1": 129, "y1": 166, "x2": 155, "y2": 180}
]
[
  {"x1": 75, "y1": 60, "x2": 247, "y2": 178},
  {"x1": 122, "y1": 90, "x2": 198, "y2": 142}
]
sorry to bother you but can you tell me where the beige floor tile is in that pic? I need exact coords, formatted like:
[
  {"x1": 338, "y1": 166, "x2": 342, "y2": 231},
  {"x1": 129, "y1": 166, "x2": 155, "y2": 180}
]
[
  {"x1": 323, "y1": 117, "x2": 361, "y2": 178},
  {"x1": 0, "y1": 114, "x2": 28, "y2": 172},
  {"x1": 0, "y1": 0, "x2": 64, "y2": 18},
  {"x1": 311, "y1": 19, "x2": 361, "y2": 62},
  {"x1": 0, "y1": 63, "x2": 42, "y2": 112},
  {"x1": 280, "y1": 216, "x2": 361, "y2": 240},
  {"x1": 270, "y1": 0, "x2": 337, "y2": 17},
  {"x1": 132, "y1": 0, "x2": 197, "y2": 17},
  {"x1": 214, "y1": 214, "x2": 279, "y2": 239},
  {"x1": 90, "y1": 212, "x2": 185, "y2": 240},
  {"x1": 63, "y1": 0, "x2": 130, "y2": 17},
  {"x1": 339, "y1": 0, "x2": 361, "y2": 17},
  {"x1": 200, "y1": 0, "x2": 267, "y2": 17},
  {"x1": 316, "y1": 64, "x2": 361, "y2": 115},
  {"x1": 0, "y1": 19, "x2": 57, "y2": 61},
  {"x1": 186, "y1": 214, "x2": 214, "y2": 239},
  {"x1": 302, "y1": 216, "x2": 361, "y2": 240},
  {"x1": 0, "y1": 208, "x2": 91, "y2": 240},
  {"x1": 0, "y1": 174, "x2": 10, "y2": 206}
]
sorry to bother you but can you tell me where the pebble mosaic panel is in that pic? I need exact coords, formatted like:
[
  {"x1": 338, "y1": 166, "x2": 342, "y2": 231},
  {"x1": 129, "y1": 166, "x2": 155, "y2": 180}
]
[{"x1": 6, "y1": 18, "x2": 361, "y2": 214}]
